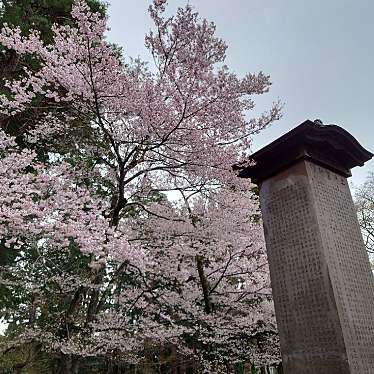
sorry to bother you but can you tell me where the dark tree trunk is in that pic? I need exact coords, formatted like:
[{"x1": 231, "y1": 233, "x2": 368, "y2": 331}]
[
  {"x1": 57, "y1": 354, "x2": 79, "y2": 374},
  {"x1": 276, "y1": 363, "x2": 284, "y2": 374},
  {"x1": 196, "y1": 255, "x2": 212, "y2": 314},
  {"x1": 170, "y1": 344, "x2": 178, "y2": 374}
]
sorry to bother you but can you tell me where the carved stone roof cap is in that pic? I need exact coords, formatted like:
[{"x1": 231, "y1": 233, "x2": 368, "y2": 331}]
[{"x1": 237, "y1": 119, "x2": 373, "y2": 184}]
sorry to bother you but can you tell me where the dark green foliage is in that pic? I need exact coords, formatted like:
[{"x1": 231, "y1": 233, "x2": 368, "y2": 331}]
[
  {"x1": 0, "y1": 0, "x2": 106, "y2": 145},
  {"x1": 0, "y1": 3, "x2": 108, "y2": 372},
  {"x1": 0, "y1": 0, "x2": 106, "y2": 42}
]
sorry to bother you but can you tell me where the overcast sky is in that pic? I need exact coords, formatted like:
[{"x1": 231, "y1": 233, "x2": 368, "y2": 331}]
[{"x1": 106, "y1": 0, "x2": 374, "y2": 186}]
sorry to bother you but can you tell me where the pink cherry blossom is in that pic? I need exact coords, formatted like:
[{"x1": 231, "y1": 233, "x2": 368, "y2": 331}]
[{"x1": 0, "y1": 0, "x2": 281, "y2": 370}]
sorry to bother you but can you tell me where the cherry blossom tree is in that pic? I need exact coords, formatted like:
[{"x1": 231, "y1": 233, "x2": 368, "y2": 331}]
[
  {"x1": 0, "y1": 0, "x2": 281, "y2": 372},
  {"x1": 127, "y1": 186, "x2": 280, "y2": 370},
  {"x1": 355, "y1": 172, "x2": 374, "y2": 255}
]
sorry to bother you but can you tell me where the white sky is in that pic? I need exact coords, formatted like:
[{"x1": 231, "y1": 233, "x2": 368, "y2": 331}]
[{"x1": 106, "y1": 0, "x2": 374, "y2": 187}]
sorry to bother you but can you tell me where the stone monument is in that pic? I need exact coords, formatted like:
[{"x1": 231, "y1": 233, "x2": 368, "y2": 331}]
[{"x1": 236, "y1": 120, "x2": 374, "y2": 374}]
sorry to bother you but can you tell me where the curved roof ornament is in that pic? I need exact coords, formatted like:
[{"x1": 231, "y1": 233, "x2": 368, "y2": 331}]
[{"x1": 235, "y1": 119, "x2": 373, "y2": 184}]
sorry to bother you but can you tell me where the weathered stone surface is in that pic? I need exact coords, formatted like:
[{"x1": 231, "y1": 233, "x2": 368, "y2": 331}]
[
  {"x1": 237, "y1": 121, "x2": 374, "y2": 373},
  {"x1": 260, "y1": 160, "x2": 374, "y2": 373}
]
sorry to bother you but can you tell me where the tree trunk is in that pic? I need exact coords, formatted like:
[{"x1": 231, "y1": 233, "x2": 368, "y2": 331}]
[
  {"x1": 196, "y1": 255, "x2": 212, "y2": 314},
  {"x1": 57, "y1": 354, "x2": 79, "y2": 374},
  {"x1": 13, "y1": 362, "x2": 27, "y2": 374},
  {"x1": 276, "y1": 363, "x2": 284, "y2": 374},
  {"x1": 170, "y1": 344, "x2": 178, "y2": 374}
]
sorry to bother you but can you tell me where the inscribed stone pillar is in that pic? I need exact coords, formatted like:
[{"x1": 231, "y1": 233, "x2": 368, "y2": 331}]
[{"x1": 236, "y1": 120, "x2": 374, "y2": 374}]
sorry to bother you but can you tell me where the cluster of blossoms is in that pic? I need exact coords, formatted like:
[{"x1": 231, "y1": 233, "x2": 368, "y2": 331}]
[{"x1": 0, "y1": 0, "x2": 281, "y2": 371}]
